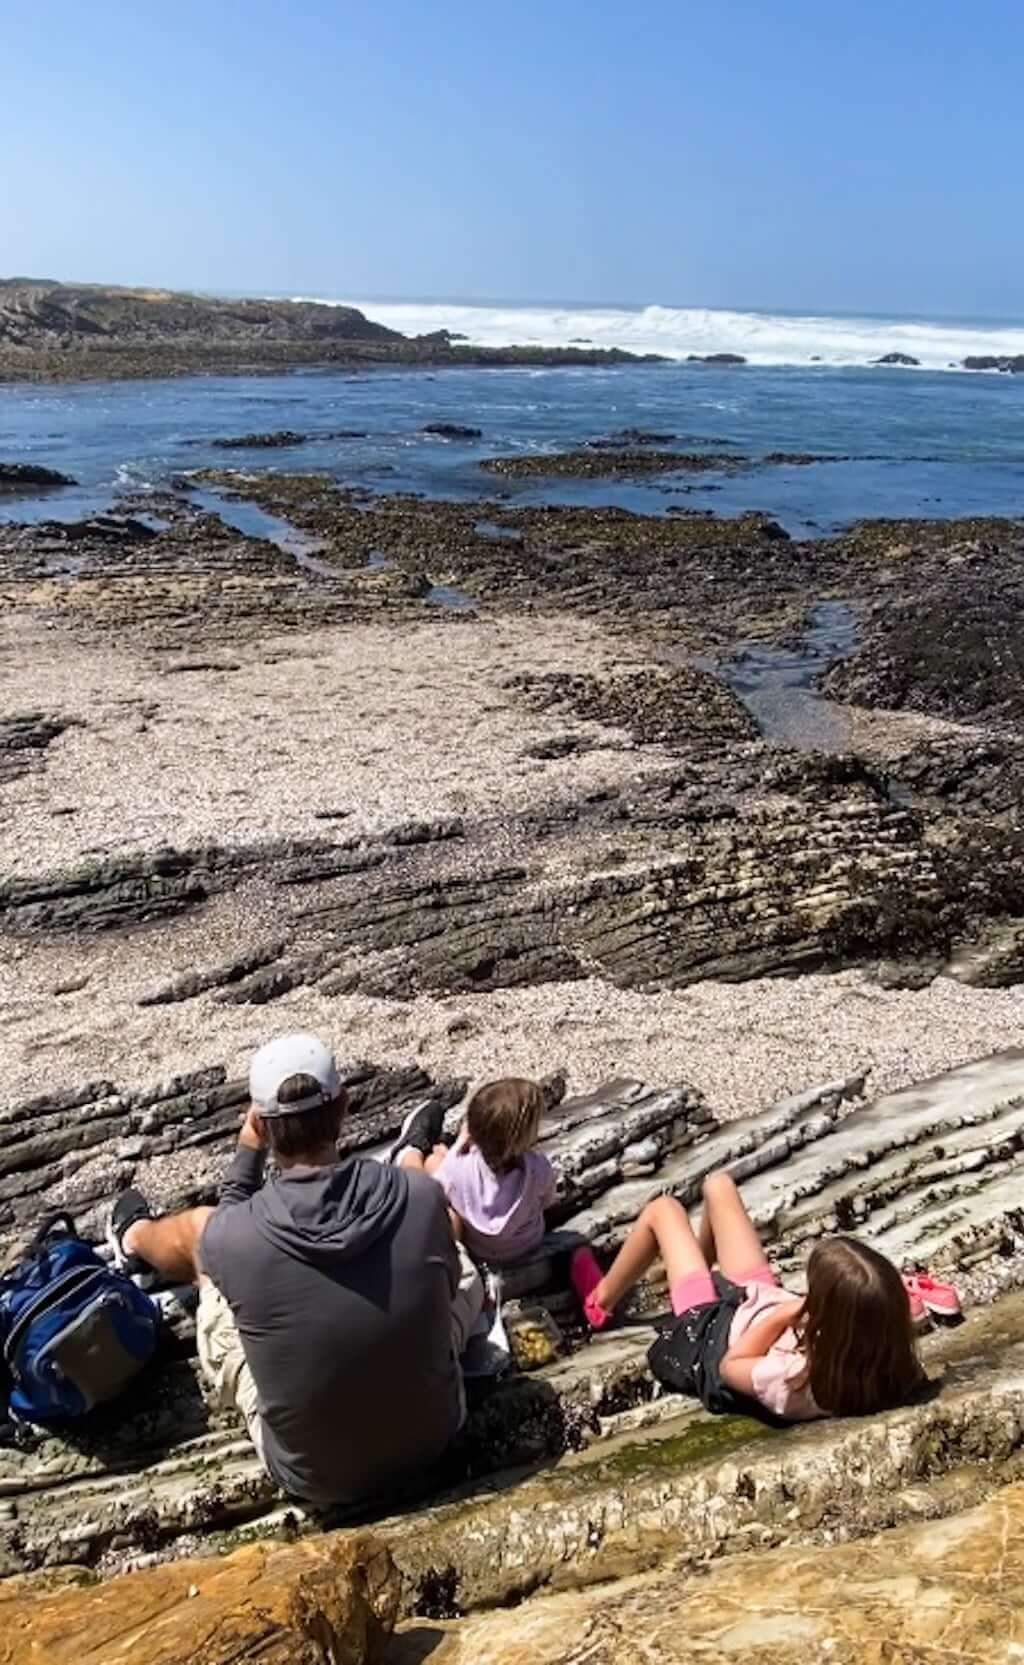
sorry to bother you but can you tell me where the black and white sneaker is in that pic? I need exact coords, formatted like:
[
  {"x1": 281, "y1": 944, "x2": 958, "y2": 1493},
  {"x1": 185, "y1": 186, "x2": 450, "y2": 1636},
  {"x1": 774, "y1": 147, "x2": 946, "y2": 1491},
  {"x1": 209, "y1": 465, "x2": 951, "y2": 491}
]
[
  {"x1": 106, "y1": 1188, "x2": 157, "y2": 1290},
  {"x1": 388, "y1": 1100, "x2": 446, "y2": 1164}
]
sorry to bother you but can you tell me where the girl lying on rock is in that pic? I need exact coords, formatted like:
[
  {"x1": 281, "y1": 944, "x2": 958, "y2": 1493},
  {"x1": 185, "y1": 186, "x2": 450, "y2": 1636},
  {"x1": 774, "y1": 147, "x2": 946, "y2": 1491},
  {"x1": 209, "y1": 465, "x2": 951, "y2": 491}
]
[
  {"x1": 571, "y1": 1173, "x2": 924, "y2": 1422},
  {"x1": 390, "y1": 1077, "x2": 556, "y2": 1266}
]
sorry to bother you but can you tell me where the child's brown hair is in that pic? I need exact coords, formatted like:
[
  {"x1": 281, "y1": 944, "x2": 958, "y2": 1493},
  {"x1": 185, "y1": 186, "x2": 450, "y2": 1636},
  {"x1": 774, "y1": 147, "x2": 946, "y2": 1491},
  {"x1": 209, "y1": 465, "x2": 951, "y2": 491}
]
[
  {"x1": 801, "y1": 1237, "x2": 921, "y2": 1415},
  {"x1": 466, "y1": 1077, "x2": 545, "y2": 1176}
]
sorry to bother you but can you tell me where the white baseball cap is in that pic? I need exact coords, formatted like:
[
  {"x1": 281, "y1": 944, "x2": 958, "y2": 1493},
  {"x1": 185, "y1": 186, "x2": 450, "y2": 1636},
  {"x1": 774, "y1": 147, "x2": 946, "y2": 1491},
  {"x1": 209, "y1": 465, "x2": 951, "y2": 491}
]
[{"x1": 248, "y1": 1033, "x2": 342, "y2": 1118}]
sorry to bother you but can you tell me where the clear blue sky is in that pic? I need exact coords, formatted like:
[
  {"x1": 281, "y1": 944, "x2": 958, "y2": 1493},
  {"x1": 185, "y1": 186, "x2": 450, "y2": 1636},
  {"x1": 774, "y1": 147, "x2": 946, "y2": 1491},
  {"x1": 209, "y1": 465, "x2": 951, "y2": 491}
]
[{"x1": 4, "y1": 0, "x2": 1023, "y2": 316}]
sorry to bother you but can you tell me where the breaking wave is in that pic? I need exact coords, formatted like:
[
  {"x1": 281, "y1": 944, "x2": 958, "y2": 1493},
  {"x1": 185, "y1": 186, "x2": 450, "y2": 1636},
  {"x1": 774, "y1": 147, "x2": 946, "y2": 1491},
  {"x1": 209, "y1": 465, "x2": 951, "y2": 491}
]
[{"x1": 295, "y1": 297, "x2": 1024, "y2": 372}]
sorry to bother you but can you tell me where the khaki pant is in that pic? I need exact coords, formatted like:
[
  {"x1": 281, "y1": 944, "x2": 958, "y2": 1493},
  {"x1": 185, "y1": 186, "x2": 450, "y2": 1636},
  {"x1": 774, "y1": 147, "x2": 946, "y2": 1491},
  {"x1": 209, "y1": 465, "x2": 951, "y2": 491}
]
[
  {"x1": 195, "y1": 1244, "x2": 484, "y2": 1464},
  {"x1": 195, "y1": 1279, "x2": 266, "y2": 1460},
  {"x1": 449, "y1": 1241, "x2": 486, "y2": 1426},
  {"x1": 449, "y1": 1240, "x2": 487, "y2": 1357}
]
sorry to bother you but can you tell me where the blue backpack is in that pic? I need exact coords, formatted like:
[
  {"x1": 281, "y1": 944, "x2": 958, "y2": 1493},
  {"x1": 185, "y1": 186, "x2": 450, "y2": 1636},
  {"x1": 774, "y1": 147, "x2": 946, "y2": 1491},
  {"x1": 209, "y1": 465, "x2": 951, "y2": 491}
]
[{"x1": 0, "y1": 1212, "x2": 161, "y2": 1424}]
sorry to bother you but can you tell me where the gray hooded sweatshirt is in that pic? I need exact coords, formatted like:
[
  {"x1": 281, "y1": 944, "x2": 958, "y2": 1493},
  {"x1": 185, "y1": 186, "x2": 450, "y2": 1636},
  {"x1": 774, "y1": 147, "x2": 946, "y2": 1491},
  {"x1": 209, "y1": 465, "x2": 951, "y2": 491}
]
[{"x1": 199, "y1": 1146, "x2": 462, "y2": 1507}]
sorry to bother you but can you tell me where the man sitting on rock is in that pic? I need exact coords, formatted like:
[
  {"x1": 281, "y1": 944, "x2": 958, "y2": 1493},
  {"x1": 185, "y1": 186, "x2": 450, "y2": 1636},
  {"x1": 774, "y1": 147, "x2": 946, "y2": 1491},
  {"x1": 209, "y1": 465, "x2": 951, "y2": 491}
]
[{"x1": 107, "y1": 1033, "x2": 482, "y2": 1510}]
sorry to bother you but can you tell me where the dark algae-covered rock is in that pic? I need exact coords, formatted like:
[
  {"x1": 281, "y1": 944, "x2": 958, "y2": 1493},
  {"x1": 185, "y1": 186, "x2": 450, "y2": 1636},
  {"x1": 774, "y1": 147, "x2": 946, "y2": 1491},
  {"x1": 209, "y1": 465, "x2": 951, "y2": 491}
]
[
  {"x1": 201, "y1": 429, "x2": 370, "y2": 447},
  {"x1": 874, "y1": 351, "x2": 921, "y2": 366},
  {"x1": 509, "y1": 665, "x2": 758, "y2": 752},
  {"x1": 209, "y1": 430, "x2": 309, "y2": 449},
  {"x1": 823, "y1": 518, "x2": 1024, "y2": 726},
  {"x1": 421, "y1": 423, "x2": 483, "y2": 440},
  {"x1": 589, "y1": 427, "x2": 679, "y2": 447},
  {"x1": 963, "y1": 354, "x2": 1024, "y2": 372},
  {"x1": 0, "y1": 462, "x2": 77, "y2": 494},
  {"x1": 481, "y1": 448, "x2": 749, "y2": 479},
  {"x1": 481, "y1": 448, "x2": 843, "y2": 479}
]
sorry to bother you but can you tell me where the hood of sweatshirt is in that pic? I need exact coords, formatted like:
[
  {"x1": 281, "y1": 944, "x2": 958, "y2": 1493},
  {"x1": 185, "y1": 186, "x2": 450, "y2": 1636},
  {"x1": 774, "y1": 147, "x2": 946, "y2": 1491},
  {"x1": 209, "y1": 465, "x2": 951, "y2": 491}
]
[{"x1": 254, "y1": 1154, "x2": 408, "y2": 1268}]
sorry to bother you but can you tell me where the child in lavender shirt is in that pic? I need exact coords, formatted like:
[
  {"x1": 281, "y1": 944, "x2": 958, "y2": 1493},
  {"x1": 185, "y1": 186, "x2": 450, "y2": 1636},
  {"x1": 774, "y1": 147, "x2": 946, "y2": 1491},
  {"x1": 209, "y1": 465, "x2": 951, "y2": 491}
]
[{"x1": 400, "y1": 1078, "x2": 556, "y2": 1266}]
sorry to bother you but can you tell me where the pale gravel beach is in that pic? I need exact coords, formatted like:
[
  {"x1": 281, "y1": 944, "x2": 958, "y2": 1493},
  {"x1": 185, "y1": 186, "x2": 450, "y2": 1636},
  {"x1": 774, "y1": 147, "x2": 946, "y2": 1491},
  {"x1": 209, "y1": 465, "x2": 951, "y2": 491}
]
[
  {"x1": 0, "y1": 613, "x2": 667, "y2": 877},
  {"x1": 3, "y1": 937, "x2": 1022, "y2": 1118}
]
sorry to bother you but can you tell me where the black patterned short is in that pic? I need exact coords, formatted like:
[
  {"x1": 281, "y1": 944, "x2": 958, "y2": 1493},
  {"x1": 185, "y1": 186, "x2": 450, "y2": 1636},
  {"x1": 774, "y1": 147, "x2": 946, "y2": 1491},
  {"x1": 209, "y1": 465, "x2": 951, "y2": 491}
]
[{"x1": 647, "y1": 1271, "x2": 749, "y2": 1415}]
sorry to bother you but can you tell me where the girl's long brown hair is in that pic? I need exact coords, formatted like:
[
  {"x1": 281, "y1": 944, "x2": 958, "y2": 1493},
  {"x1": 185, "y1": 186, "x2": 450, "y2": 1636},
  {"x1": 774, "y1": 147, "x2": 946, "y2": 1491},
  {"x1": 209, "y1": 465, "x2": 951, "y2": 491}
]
[
  {"x1": 466, "y1": 1078, "x2": 544, "y2": 1175},
  {"x1": 801, "y1": 1237, "x2": 922, "y2": 1416}
]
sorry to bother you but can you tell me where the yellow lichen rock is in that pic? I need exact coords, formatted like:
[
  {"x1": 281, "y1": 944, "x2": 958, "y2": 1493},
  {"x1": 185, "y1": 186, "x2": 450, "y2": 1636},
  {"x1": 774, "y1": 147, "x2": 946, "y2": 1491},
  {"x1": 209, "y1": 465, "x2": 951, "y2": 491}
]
[{"x1": 0, "y1": 1530, "x2": 398, "y2": 1665}]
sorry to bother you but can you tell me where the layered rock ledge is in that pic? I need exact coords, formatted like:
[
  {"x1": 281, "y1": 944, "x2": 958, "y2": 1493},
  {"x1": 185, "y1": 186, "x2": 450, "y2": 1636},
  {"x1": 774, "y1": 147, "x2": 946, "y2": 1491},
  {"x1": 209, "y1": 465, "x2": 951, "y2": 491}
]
[
  {"x1": 3, "y1": 1054, "x2": 1024, "y2": 1584},
  {"x1": 400, "y1": 1475, "x2": 1024, "y2": 1664}
]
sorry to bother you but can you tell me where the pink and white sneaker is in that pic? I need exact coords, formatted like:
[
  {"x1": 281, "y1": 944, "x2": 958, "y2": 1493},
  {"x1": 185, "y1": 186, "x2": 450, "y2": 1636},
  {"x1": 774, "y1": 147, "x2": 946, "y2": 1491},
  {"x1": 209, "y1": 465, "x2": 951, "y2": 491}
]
[
  {"x1": 903, "y1": 1280, "x2": 928, "y2": 1328},
  {"x1": 903, "y1": 1272, "x2": 962, "y2": 1322}
]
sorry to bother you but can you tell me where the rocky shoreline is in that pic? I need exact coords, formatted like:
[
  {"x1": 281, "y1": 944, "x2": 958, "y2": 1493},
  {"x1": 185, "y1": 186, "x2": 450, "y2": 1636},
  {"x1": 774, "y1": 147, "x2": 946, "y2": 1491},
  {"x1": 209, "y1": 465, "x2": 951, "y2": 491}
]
[
  {"x1": 1, "y1": 478, "x2": 1022, "y2": 1091},
  {"x1": 2, "y1": 461, "x2": 1024, "y2": 1655},
  {"x1": 0, "y1": 480, "x2": 1019, "y2": 1006}
]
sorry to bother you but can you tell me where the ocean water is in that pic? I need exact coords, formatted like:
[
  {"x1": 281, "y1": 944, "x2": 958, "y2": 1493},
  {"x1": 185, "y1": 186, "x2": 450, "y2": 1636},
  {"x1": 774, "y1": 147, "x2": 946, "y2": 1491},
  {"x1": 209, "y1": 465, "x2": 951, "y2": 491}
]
[{"x1": 1, "y1": 298, "x2": 1023, "y2": 534}]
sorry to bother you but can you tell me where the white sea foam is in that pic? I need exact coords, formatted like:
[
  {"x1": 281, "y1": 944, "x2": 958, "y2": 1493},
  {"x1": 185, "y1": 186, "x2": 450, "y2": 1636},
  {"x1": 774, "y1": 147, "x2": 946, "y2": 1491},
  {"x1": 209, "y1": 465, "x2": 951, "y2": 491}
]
[
  {"x1": 114, "y1": 461, "x2": 157, "y2": 492},
  {"x1": 293, "y1": 297, "x2": 1024, "y2": 372}
]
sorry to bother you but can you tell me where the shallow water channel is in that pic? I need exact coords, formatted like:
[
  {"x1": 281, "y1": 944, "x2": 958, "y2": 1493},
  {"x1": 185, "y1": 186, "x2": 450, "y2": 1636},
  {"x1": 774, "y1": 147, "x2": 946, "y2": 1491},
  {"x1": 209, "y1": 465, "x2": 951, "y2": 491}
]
[
  {"x1": 193, "y1": 488, "x2": 475, "y2": 609},
  {"x1": 190, "y1": 488, "x2": 340, "y2": 578},
  {"x1": 691, "y1": 600, "x2": 858, "y2": 751}
]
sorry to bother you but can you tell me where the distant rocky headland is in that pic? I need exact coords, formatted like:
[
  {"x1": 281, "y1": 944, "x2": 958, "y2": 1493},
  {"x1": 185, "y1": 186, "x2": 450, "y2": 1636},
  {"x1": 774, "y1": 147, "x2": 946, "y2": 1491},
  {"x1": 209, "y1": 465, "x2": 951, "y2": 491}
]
[{"x1": 0, "y1": 278, "x2": 667, "y2": 382}]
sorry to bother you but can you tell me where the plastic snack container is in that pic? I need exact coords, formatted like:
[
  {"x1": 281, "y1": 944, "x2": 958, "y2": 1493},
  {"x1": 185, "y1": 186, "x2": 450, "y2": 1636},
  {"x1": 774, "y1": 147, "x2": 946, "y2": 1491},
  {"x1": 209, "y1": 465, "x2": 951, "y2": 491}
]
[{"x1": 505, "y1": 1304, "x2": 563, "y2": 1371}]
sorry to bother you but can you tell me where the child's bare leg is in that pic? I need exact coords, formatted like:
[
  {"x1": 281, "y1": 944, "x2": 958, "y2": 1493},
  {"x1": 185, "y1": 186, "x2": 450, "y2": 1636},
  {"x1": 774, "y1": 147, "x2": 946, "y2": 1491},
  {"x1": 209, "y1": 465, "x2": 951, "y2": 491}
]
[
  {"x1": 124, "y1": 1207, "x2": 214, "y2": 1286},
  {"x1": 425, "y1": 1143, "x2": 450, "y2": 1176},
  {"x1": 399, "y1": 1143, "x2": 449, "y2": 1176},
  {"x1": 593, "y1": 1196, "x2": 707, "y2": 1313},
  {"x1": 700, "y1": 1172, "x2": 769, "y2": 1281},
  {"x1": 697, "y1": 1199, "x2": 715, "y2": 1266}
]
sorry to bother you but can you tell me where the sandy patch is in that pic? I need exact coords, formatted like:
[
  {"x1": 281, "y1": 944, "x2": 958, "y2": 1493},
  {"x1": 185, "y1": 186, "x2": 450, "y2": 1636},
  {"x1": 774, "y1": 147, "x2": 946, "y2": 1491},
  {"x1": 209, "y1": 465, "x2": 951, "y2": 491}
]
[{"x1": 0, "y1": 612, "x2": 662, "y2": 877}]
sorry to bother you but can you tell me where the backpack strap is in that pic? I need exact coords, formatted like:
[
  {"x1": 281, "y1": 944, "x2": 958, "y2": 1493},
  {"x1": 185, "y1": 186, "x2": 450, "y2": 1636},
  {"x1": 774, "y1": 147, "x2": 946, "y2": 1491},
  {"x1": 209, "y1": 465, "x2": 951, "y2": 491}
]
[
  {"x1": 24, "y1": 1213, "x2": 80, "y2": 1255},
  {"x1": 0, "y1": 1214, "x2": 81, "y2": 1289}
]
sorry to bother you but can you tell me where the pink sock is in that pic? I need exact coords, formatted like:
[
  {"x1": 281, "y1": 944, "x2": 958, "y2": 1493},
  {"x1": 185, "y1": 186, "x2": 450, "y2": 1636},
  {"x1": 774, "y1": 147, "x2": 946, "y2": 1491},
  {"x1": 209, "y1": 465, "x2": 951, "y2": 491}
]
[{"x1": 571, "y1": 1247, "x2": 613, "y2": 1330}]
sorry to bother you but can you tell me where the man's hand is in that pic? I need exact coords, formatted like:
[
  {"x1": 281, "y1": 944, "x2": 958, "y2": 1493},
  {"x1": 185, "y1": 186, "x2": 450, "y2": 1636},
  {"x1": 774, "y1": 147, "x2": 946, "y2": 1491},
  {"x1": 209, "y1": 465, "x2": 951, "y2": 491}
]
[{"x1": 238, "y1": 1107, "x2": 268, "y2": 1152}]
